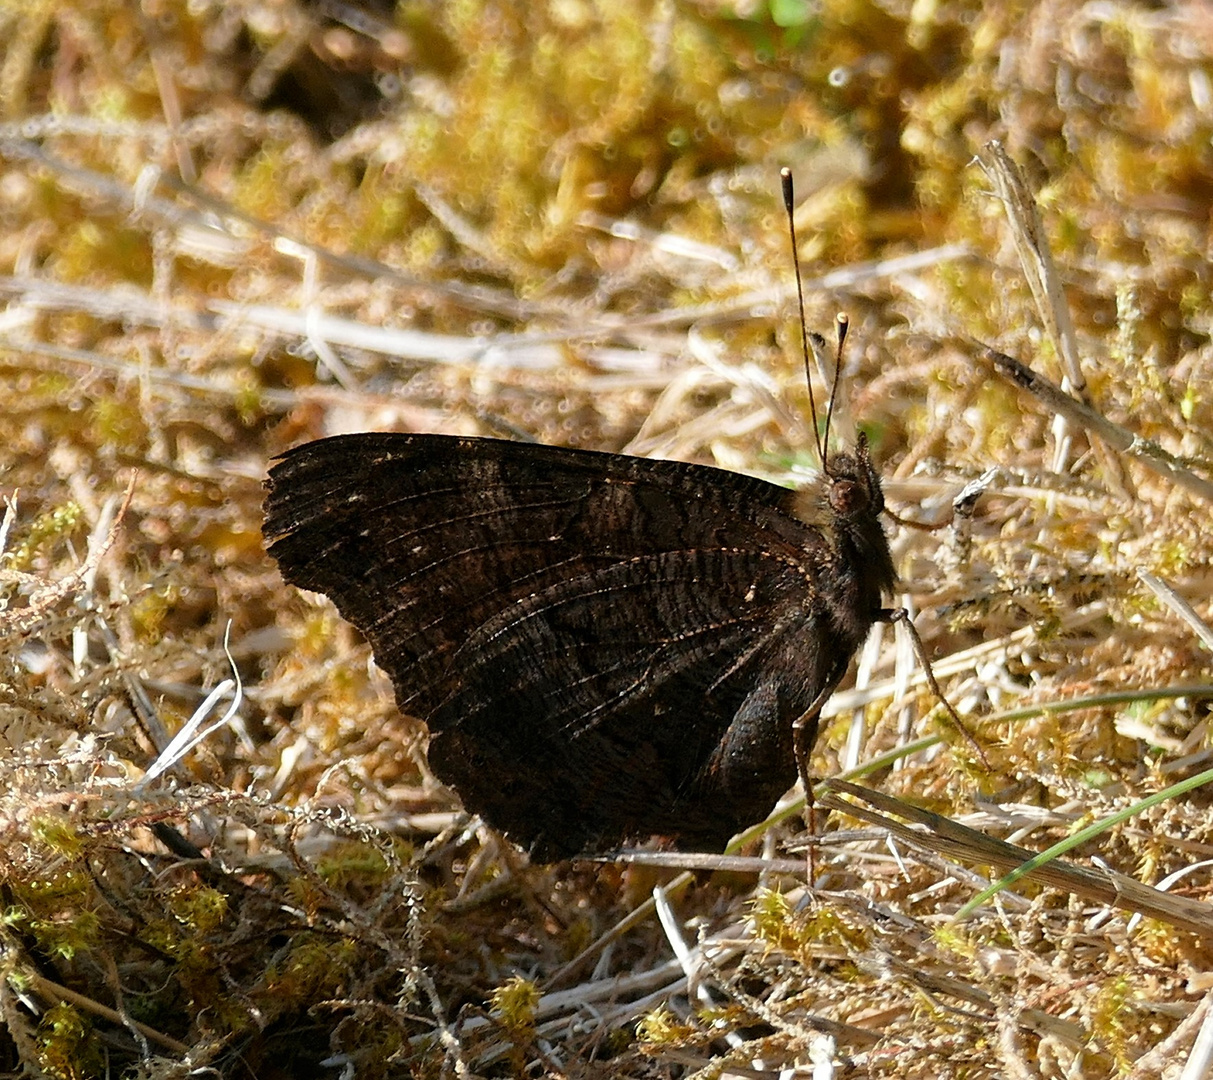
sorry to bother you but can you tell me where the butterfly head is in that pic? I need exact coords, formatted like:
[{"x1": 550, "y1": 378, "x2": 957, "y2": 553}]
[
  {"x1": 823, "y1": 431, "x2": 884, "y2": 524},
  {"x1": 791, "y1": 430, "x2": 896, "y2": 607},
  {"x1": 794, "y1": 432, "x2": 884, "y2": 525}
]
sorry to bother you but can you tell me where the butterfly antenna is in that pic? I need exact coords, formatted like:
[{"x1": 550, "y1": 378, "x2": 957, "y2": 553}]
[
  {"x1": 780, "y1": 167, "x2": 825, "y2": 472},
  {"x1": 823, "y1": 312, "x2": 848, "y2": 468}
]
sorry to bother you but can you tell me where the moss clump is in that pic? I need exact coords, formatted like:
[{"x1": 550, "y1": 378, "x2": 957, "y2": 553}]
[{"x1": 35, "y1": 1004, "x2": 105, "y2": 1080}]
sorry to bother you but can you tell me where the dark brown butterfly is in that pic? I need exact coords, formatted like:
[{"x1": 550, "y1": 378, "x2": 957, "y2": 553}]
[
  {"x1": 263, "y1": 429, "x2": 894, "y2": 860},
  {"x1": 263, "y1": 171, "x2": 897, "y2": 861}
]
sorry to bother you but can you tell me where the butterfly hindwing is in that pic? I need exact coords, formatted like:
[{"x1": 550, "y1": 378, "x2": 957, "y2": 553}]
[{"x1": 426, "y1": 548, "x2": 849, "y2": 856}]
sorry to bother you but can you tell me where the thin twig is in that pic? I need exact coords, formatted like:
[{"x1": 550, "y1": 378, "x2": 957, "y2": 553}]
[
  {"x1": 821, "y1": 779, "x2": 1213, "y2": 938},
  {"x1": 980, "y1": 142, "x2": 1084, "y2": 399},
  {"x1": 24, "y1": 970, "x2": 190, "y2": 1054},
  {"x1": 977, "y1": 346, "x2": 1213, "y2": 503},
  {"x1": 980, "y1": 141, "x2": 1132, "y2": 491},
  {"x1": 1139, "y1": 571, "x2": 1213, "y2": 652}
]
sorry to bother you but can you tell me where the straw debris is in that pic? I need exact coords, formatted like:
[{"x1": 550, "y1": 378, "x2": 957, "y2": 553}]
[{"x1": 1, "y1": 0, "x2": 1212, "y2": 1075}]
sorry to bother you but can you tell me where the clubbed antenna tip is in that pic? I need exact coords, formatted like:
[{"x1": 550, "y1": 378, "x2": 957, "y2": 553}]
[{"x1": 780, "y1": 166, "x2": 824, "y2": 469}]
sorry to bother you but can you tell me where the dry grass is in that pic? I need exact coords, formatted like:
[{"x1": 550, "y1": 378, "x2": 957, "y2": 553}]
[{"x1": 1, "y1": 1, "x2": 1212, "y2": 1076}]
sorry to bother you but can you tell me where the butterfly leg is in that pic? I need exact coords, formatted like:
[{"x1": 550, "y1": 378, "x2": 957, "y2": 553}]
[
  {"x1": 878, "y1": 608, "x2": 990, "y2": 768},
  {"x1": 791, "y1": 681, "x2": 838, "y2": 883}
]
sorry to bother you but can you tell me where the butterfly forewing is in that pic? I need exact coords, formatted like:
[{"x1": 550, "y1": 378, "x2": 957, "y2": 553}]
[{"x1": 264, "y1": 432, "x2": 888, "y2": 858}]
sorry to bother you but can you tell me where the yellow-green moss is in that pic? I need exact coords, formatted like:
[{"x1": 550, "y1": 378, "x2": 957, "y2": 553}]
[
  {"x1": 3, "y1": 501, "x2": 84, "y2": 572},
  {"x1": 635, "y1": 1005, "x2": 696, "y2": 1046},
  {"x1": 490, "y1": 973, "x2": 539, "y2": 1030},
  {"x1": 36, "y1": 1003, "x2": 105, "y2": 1080},
  {"x1": 262, "y1": 933, "x2": 358, "y2": 1002}
]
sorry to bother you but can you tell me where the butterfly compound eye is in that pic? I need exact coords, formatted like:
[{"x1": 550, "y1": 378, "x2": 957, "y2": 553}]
[{"x1": 828, "y1": 478, "x2": 867, "y2": 517}]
